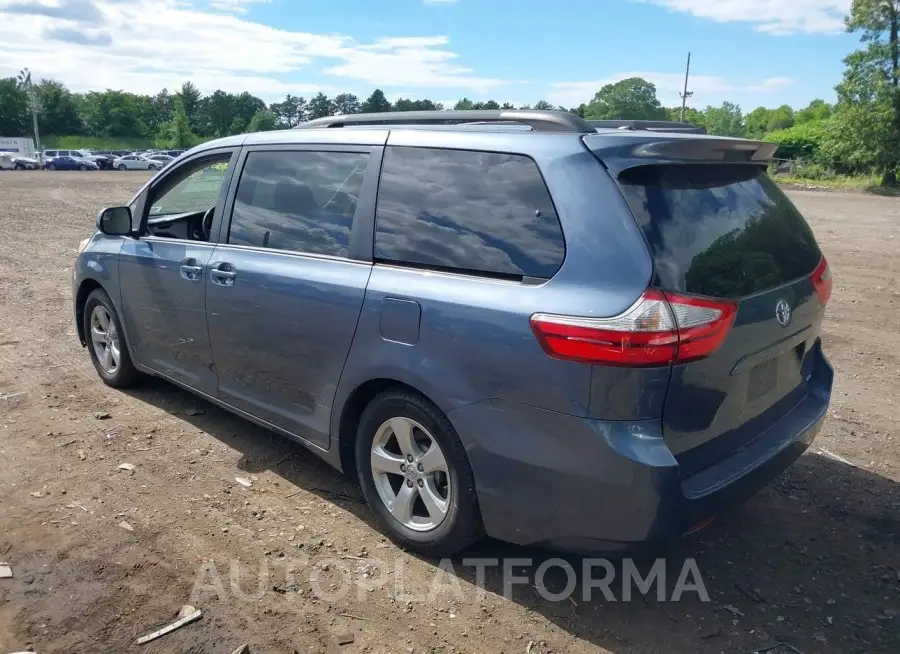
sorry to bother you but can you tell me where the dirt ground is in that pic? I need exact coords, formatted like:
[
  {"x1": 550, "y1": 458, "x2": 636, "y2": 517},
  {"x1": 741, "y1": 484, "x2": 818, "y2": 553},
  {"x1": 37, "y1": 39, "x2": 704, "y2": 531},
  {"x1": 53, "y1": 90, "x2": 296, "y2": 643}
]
[{"x1": 0, "y1": 170, "x2": 898, "y2": 654}]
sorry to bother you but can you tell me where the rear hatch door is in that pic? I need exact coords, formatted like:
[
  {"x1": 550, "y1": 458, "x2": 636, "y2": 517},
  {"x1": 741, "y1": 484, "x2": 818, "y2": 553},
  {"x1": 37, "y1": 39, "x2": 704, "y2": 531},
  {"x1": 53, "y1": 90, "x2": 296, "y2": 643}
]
[{"x1": 586, "y1": 135, "x2": 828, "y2": 477}]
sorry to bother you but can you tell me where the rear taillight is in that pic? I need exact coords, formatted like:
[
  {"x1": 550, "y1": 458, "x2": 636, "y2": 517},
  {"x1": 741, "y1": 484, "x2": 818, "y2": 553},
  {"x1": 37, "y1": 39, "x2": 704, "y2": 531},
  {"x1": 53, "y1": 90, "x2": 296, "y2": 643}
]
[
  {"x1": 530, "y1": 290, "x2": 737, "y2": 367},
  {"x1": 810, "y1": 257, "x2": 832, "y2": 307}
]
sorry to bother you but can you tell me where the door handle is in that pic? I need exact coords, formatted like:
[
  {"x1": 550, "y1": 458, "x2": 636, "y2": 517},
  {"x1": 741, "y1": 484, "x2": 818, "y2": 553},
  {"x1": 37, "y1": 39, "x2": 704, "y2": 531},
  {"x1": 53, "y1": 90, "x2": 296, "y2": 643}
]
[
  {"x1": 179, "y1": 257, "x2": 203, "y2": 281},
  {"x1": 210, "y1": 262, "x2": 237, "y2": 286}
]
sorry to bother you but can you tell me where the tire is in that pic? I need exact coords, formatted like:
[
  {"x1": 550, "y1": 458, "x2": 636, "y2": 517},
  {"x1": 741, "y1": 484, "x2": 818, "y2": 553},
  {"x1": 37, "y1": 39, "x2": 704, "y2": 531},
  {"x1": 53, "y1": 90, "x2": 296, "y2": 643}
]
[
  {"x1": 14, "y1": 164, "x2": 23, "y2": 171},
  {"x1": 118, "y1": 164, "x2": 127, "y2": 171},
  {"x1": 148, "y1": 164, "x2": 157, "y2": 171},
  {"x1": 79, "y1": 164, "x2": 88, "y2": 171},
  {"x1": 83, "y1": 289, "x2": 143, "y2": 389},
  {"x1": 47, "y1": 163, "x2": 56, "y2": 171},
  {"x1": 355, "y1": 389, "x2": 484, "y2": 557}
]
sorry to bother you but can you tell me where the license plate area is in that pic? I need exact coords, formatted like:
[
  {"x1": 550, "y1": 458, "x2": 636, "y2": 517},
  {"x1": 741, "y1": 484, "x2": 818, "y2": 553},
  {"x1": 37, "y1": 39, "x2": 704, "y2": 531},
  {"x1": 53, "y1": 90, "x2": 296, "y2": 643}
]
[{"x1": 747, "y1": 357, "x2": 779, "y2": 402}]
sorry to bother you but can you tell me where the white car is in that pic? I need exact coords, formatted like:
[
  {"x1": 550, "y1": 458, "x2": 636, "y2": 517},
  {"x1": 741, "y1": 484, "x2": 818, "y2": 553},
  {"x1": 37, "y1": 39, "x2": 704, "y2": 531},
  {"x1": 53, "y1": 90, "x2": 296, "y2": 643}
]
[
  {"x1": 147, "y1": 154, "x2": 175, "y2": 167},
  {"x1": 112, "y1": 155, "x2": 165, "y2": 171}
]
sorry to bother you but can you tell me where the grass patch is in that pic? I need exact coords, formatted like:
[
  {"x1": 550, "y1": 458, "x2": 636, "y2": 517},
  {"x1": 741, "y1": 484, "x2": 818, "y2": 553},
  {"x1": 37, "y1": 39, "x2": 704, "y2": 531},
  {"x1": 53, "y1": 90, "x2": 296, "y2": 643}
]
[{"x1": 773, "y1": 173, "x2": 898, "y2": 194}]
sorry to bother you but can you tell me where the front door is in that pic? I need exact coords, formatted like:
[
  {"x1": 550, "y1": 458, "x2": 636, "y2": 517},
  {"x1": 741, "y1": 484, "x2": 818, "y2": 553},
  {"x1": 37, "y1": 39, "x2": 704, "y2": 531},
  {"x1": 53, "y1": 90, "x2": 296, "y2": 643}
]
[
  {"x1": 118, "y1": 151, "x2": 237, "y2": 395},
  {"x1": 205, "y1": 146, "x2": 378, "y2": 447}
]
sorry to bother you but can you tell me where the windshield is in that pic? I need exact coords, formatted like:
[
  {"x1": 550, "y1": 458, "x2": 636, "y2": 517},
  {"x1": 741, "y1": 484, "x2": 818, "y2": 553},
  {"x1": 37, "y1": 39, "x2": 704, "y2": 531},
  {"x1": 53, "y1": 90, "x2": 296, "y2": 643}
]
[{"x1": 618, "y1": 164, "x2": 822, "y2": 299}]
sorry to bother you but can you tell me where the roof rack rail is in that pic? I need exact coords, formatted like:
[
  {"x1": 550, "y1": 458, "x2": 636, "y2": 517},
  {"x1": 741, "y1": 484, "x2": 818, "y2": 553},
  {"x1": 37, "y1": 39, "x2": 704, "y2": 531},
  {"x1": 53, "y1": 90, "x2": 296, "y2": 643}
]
[
  {"x1": 297, "y1": 110, "x2": 596, "y2": 133},
  {"x1": 588, "y1": 119, "x2": 707, "y2": 134}
]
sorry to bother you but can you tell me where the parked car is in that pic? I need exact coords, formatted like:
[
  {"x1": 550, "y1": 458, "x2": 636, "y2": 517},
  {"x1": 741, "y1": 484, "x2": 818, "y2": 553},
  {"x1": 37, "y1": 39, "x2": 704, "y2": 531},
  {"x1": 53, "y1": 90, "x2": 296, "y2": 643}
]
[
  {"x1": 12, "y1": 154, "x2": 40, "y2": 169},
  {"x1": 73, "y1": 110, "x2": 833, "y2": 557},
  {"x1": 147, "y1": 154, "x2": 175, "y2": 167},
  {"x1": 112, "y1": 154, "x2": 165, "y2": 171},
  {"x1": 46, "y1": 155, "x2": 98, "y2": 171},
  {"x1": 80, "y1": 151, "x2": 115, "y2": 169}
]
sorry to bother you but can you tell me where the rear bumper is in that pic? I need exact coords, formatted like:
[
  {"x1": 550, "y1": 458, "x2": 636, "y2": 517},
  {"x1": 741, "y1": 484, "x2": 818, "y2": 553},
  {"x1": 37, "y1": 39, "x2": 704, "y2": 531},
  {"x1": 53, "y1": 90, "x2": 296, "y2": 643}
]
[{"x1": 447, "y1": 352, "x2": 832, "y2": 554}]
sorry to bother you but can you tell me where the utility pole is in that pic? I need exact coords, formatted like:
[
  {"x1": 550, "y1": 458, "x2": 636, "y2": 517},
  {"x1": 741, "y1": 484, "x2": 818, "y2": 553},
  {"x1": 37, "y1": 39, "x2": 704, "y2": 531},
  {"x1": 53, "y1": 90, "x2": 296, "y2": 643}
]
[
  {"x1": 679, "y1": 52, "x2": 693, "y2": 123},
  {"x1": 19, "y1": 68, "x2": 41, "y2": 154}
]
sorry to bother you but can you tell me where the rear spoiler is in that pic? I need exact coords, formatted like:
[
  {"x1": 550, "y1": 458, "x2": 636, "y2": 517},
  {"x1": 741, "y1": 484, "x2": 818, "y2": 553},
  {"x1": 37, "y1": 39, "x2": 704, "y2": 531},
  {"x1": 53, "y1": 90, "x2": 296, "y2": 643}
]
[{"x1": 583, "y1": 132, "x2": 776, "y2": 176}]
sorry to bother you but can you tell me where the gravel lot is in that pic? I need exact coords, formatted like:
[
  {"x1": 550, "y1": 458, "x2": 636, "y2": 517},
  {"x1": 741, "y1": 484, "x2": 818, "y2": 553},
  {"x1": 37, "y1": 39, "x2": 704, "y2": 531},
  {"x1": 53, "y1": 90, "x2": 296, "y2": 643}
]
[{"x1": 0, "y1": 171, "x2": 898, "y2": 653}]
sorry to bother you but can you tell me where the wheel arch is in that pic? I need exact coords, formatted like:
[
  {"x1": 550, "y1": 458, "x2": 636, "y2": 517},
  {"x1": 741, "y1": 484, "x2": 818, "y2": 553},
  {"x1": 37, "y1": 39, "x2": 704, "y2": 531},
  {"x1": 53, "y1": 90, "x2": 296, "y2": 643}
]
[
  {"x1": 75, "y1": 278, "x2": 105, "y2": 346},
  {"x1": 337, "y1": 378, "x2": 446, "y2": 476}
]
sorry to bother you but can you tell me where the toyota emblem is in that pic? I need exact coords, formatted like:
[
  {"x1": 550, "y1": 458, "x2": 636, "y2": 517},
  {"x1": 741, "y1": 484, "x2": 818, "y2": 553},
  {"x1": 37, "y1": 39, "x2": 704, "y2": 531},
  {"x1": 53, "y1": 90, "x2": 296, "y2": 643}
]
[{"x1": 775, "y1": 299, "x2": 792, "y2": 327}]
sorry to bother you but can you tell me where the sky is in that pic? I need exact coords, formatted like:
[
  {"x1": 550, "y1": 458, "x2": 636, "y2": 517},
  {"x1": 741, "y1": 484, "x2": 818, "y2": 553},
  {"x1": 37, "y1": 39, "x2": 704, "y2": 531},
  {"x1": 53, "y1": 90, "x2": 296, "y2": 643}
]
[{"x1": 0, "y1": 0, "x2": 860, "y2": 111}]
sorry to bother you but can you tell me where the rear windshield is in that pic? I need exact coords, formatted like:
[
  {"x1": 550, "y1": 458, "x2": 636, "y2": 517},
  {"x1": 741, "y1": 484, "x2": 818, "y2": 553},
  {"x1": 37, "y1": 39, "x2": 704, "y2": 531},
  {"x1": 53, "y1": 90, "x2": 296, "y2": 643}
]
[{"x1": 618, "y1": 165, "x2": 821, "y2": 299}]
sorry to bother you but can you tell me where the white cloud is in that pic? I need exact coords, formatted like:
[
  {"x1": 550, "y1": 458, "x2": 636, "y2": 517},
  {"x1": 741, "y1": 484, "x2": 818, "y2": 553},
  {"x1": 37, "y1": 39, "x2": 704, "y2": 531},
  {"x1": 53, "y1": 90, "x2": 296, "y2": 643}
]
[
  {"x1": 549, "y1": 72, "x2": 794, "y2": 109},
  {"x1": 632, "y1": 0, "x2": 851, "y2": 35},
  {"x1": 208, "y1": 0, "x2": 271, "y2": 13},
  {"x1": 0, "y1": 0, "x2": 509, "y2": 100}
]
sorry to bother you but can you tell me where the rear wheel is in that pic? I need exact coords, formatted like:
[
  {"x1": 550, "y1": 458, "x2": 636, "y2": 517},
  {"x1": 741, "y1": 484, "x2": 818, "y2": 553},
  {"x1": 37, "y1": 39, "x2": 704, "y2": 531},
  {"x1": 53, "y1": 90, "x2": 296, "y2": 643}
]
[
  {"x1": 14, "y1": 163, "x2": 23, "y2": 170},
  {"x1": 118, "y1": 164, "x2": 127, "y2": 171},
  {"x1": 83, "y1": 289, "x2": 142, "y2": 388},
  {"x1": 355, "y1": 389, "x2": 484, "y2": 557}
]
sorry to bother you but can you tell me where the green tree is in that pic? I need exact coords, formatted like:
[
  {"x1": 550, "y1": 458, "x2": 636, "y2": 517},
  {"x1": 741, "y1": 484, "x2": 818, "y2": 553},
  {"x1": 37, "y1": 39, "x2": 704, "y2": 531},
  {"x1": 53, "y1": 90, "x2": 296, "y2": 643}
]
[
  {"x1": 667, "y1": 106, "x2": 704, "y2": 125},
  {"x1": 832, "y1": 0, "x2": 900, "y2": 184},
  {"x1": 454, "y1": 97, "x2": 475, "y2": 110},
  {"x1": 583, "y1": 78, "x2": 667, "y2": 120},
  {"x1": 0, "y1": 77, "x2": 31, "y2": 135},
  {"x1": 247, "y1": 109, "x2": 277, "y2": 132},
  {"x1": 80, "y1": 90, "x2": 148, "y2": 137},
  {"x1": 795, "y1": 99, "x2": 834, "y2": 124},
  {"x1": 176, "y1": 81, "x2": 202, "y2": 132},
  {"x1": 196, "y1": 89, "x2": 234, "y2": 137},
  {"x1": 332, "y1": 93, "x2": 361, "y2": 115},
  {"x1": 767, "y1": 104, "x2": 795, "y2": 132},
  {"x1": 36, "y1": 79, "x2": 82, "y2": 135},
  {"x1": 766, "y1": 121, "x2": 829, "y2": 160},
  {"x1": 744, "y1": 107, "x2": 773, "y2": 137},
  {"x1": 149, "y1": 89, "x2": 175, "y2": 130},
  {"x1": 702, "y1": 102, "x2": 746, "y2": 137},
  {"x1": 361, "y1": 89, "x2": 392, "y2": 114},
  {"x1": 532, "y1": 100, "x2": 555, "y2": 111},
  {"x1": 501, "y1": 102, "x2": 516, "y2": 110},
  {"x1": 233, "y1": 92, "x2": 266, "y2": 130},
  {"x1": 307, "y1": 92, "x2": 334, "y2": 120},
  {"x1": 166, "y1": 98, "x2": 197, "y2": 148},
  {"x1": 270, "y1": 94, "x2": 306, "y2": 127}
]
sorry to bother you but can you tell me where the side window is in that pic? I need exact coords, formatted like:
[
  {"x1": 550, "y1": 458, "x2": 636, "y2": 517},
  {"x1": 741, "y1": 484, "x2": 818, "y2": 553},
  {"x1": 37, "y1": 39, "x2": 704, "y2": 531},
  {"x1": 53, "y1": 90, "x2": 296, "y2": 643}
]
[
  {"x1": 148, "y1": 155, "x2": 231, "y2": 218},
  {"x1": 46, "y1": 151, "x2": 57, "y2": 157},
  {"x1": 227, "y1": 150, "x2": 370, "y2": 258},
  {"x1": 374, "y1": 147, "x2": 565, "y2": 278}
]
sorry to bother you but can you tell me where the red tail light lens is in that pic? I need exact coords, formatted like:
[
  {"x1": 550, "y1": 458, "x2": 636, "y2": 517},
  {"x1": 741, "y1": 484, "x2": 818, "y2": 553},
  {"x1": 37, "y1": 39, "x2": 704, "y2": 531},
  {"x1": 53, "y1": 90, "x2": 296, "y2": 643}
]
[
  {"x1": 810, "y1": 257, "x2": 832, "y2": 307},
  {"x1": 530, "y1": 291, "x2": 737, "y2": 367}
]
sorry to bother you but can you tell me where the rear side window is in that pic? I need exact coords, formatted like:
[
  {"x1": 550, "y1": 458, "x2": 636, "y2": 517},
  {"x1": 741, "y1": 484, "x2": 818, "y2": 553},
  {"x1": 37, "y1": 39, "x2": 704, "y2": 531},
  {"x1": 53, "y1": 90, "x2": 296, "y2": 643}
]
[
  {"x1": 228, "y1": 150, "x2": 369, "y2": 258},
  {"x1": 618, "y1": 165, "x2": 822, "y2": 299},
  {"x1": 374, "y1": 146, "x2": 565, "y2": 279}
]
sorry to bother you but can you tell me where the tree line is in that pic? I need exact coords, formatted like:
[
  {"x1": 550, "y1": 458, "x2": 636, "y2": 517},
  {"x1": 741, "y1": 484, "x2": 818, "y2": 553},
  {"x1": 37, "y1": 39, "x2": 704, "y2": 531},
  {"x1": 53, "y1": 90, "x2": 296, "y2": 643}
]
[
  {"x1": 1, "y1": 0, "x2": 896, "y2": 183},
  {"x1": 0, "y1": 76, "x2": 834, "y2": 146}
]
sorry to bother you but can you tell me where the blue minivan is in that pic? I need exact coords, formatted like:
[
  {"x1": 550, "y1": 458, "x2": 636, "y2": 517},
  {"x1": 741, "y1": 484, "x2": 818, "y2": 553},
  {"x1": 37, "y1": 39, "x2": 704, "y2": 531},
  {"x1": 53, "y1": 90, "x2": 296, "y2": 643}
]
[{"x1": 73, "y1": 111, "x2": 833, "y2": 556}]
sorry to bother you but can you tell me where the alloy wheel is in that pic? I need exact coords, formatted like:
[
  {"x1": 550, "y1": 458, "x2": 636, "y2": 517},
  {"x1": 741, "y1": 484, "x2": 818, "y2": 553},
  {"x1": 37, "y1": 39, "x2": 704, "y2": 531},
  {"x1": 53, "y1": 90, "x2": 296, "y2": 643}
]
[
  {"x1": 90, "y1": 305, "x2": 120, "y2": 375},
  {"x1": 369, "y1": 417, "x2": 451, "y2": 532}
]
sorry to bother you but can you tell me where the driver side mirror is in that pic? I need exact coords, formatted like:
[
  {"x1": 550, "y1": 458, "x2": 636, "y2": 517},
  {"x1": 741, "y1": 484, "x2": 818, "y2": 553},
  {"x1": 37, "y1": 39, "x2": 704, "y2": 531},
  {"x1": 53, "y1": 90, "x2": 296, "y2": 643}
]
[{"x1": 96, "y1": 206, "x2": 132, "y2": 236}]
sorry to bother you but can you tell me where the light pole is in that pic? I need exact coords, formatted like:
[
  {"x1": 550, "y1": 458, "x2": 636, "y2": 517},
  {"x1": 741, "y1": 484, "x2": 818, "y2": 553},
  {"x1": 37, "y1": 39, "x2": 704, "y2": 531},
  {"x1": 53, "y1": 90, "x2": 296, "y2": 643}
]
[
  {"x1": 679, "y1": 52, "x2": 693, "y2": 123},
  {"x1": 19, "y1": 68, "x2": 41, "y2": 153}
]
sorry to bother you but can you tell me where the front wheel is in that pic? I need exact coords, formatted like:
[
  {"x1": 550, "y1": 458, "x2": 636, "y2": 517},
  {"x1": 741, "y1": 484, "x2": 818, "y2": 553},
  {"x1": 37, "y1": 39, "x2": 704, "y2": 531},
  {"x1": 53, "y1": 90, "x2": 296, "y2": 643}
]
[
  {"x1": 79, "y1": 164, "x2": 88, "y2": 170},
  {"x1": 356, "y1": 389, "x2": 484, "y2": 557},
  {"x1": 83, "y1": 289, "x2": 143, "y2": 388},
  {"x1": 14, "y1": 163, "x2": 23, "y2": 170},
  {"x1": 147, "y1": 163, "x2": 157, "y2": 171},
  {"x1": 47, "y1": 163, "x2": 56, "y2": 171}
]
